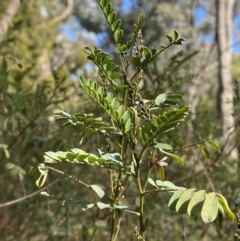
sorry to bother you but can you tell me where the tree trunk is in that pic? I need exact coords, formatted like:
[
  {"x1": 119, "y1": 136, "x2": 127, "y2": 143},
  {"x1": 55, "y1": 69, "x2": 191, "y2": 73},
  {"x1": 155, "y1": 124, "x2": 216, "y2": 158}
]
[
  {"x1": 0, "y1": 0, "x2": 21, "y2": 43},
  {"x1": 216, "y1": 0, "x2": 237, "y2": 159}
]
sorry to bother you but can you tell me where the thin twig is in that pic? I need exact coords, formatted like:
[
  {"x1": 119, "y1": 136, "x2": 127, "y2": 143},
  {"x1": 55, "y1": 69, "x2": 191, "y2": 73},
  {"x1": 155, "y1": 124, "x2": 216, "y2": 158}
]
[
  {"x1": 181, "y1": 215, "x2": 186, "y2": 241},
  {"x1": 197, "y1": 154, "x2": 216, "y2": 192},
  {"x1": 113, "y1": 216, "x2": 122, "y2": 241},
  {"x1": 0, "y1": 179, "x2": 60, "y2": 208},
  {"x1": 47, "y1": 166, "x2": 89, "y2": 188},
  {"x1": 47, "y1": 165, "x2": 113, "y2": 201},
  {"x1": 144, "y1": 188, "x2": 177, "y2": 195},
  {"x1": 173, "y1": 139, "x2": 210, "y2": 152},
  {"x1": 174, "y1": 124, "x2": 237, "y2": 184}
]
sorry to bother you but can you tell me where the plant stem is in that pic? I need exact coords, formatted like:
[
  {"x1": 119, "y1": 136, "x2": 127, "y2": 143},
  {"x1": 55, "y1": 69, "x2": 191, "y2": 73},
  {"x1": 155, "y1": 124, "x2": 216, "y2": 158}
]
[
  {"x1": 113, "y1": 214, "x2": 122, "y2": 241},
  {"x1": 110, "y1": 136, "x2": 124, "y2": 241},
  {"x1": 139, "y1": 193, "x2": 145, "y2": 240},
  {"x1": 109, "y1": 169, "x2": 115, "y2": 241},
  {"x1": 110, "y1": 209, "x2": 116, "y2": 241},
  {"x1": 136, "y1": 166, "x2": 145, "y2": 240},
  {"x1": 144, "y1": 188, "x2": 177, "y2": 195}
]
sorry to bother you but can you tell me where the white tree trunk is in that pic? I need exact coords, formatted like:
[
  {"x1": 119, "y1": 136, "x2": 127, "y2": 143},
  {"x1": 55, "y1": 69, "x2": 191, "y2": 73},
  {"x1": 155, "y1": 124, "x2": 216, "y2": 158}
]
[
  {"x1": 216, "y1": 0, "x2": 237, "y2": 159},
  {"x1": 0, "y1": 0, "x2": 21, "y2": 43}
]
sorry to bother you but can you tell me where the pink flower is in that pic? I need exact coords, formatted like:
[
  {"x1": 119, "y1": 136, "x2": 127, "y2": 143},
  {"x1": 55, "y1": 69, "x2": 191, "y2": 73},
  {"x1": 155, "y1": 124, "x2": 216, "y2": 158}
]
[{"x1": 156, "y1": 156, "x2": 168, "y2": 167}]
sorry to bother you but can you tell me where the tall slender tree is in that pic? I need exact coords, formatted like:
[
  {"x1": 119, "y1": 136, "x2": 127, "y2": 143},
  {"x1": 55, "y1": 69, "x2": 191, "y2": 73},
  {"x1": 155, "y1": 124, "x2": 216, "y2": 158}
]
[{"x1": 216, "y1": 0, "x2": 238, "y2": 159}]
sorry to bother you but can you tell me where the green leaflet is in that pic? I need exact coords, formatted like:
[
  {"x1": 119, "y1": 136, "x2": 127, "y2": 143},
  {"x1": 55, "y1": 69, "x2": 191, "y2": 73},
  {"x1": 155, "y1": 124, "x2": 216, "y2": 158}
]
[
  {"x1": 36, "y1": 164, "x2": 49, "y2": 187},
  {"x1": 198, "y1": 144, "x2": 210, "y2": 160},
  {"x1": 90, "y1": 185, "x2": 105, "y2": 198},
  {"x1": 155, "y1": 93, "x2": 167, "y2": 106},
  {"x1": 176, "y1": 189, "x2": 196, "y2": 214},
  {"x1": 120, "y1": 110, "x2": 130, "y2": 124},
  {"x1": 142, "y1": 46, "x2": 152, "y2": 59},
  {"x1": 139, "y1": 127, "x2": 147, "y2": 145},
  {"x1": 207, "y1": 140, "x2": 221, "y2": 153},
  {"x1": 107, "y1": 11, "x2": 116, "y2": 24},
  {"x1": 96, "y1": 202, "x2": 128, "y2": 210},
  {"x1": 168, "y1": 188, "x2": 186, "y2": 211},
  {"x1": 217, "y1": 193, "x2": 235, "y2": 221},
  {"x1": 155, "y1": 180, "x2": 177, "y2": 190},
  {"x1": 111, "y1": 19, "x2": 121, "y2": 32},
  {"x1": 187, "y1": 190, "x2": 206, "y2": 216},
  {"x1": 158, "y1": 166, "x2": 165, "y2": 181},
  {"x1": 98, "y1": 148, "x2": 122, "y2": 164},
  {"x1": 36, "y1": 173, "x2": 48, "y2": 188},
  {"x1": 160, "y1": 149, "x2": 184, "y2": 165},
  {"x1": 80, "y1": 201, "x2": 95, "y2": 211},
  {"x1": 114, "y1": 29, "x2": 123, "y2": 43},
  {"x1": 148, "y1": 178, "x2": 157, "y2": 188},
  {"x1": 0, "y1": 143, "x2": 9, "y2": 158},
  {"x1": 174, "y1": 30, "x2": 179, "y2": 40},
  {"x1": 148, "y1": 179, "x2": 177, "y2": 191},
  {"x1": 124, "y1": 118, "x2": 132, "y2": 133},
  {"x1": 150, "y1": 142, "x2": 173, "y2": 151},
  {"x1": 201, "y1": 193, "x2": 218, "y2": 223},
  {"x1": 40, "y1": 191, "x2": 50, "y2": 197},
  {"x1": 165, "y1": 34, "x2": 173, "y2": 43}
]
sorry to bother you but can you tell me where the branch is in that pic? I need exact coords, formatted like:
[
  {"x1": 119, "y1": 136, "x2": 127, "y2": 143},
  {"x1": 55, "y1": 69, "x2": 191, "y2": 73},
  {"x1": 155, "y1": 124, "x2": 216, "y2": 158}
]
[
  {"x1": 173, "y1": 156, "x2": 219, "y2": 184},
  {"x1": 47, "y1": 166, "x2": 90, "y2": 188},
  {"x1": 50, "y1": 0, "x2": 74, "y2": 25},
  {"x1": 0, "y1": 0, "x2": 21, "y2": 43},
  {"x1": 173, "y1": 125, "x2": 237, "y2": 184},
  {"x1": 0, "y1": 179, "x2": 60, "y2": 208}
]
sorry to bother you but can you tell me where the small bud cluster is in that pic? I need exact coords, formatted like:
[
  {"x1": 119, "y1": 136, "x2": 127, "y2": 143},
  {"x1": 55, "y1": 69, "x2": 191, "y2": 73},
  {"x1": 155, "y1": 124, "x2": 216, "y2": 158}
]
[{"x1": 134, "y1": 226, "x2": 143, "y2": 240}]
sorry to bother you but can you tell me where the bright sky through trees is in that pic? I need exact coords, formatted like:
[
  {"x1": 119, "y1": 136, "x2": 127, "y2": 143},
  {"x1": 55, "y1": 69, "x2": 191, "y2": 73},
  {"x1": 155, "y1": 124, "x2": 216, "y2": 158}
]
[{"x1": 63, "y1": 1, "x2": 240, "y2": 53}]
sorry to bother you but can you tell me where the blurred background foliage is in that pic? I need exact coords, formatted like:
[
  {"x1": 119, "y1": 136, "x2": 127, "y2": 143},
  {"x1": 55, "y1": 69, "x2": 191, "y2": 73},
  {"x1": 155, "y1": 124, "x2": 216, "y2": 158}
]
[{"x1": 0, "y1": 0, "x2": 240, "y2": 240}]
